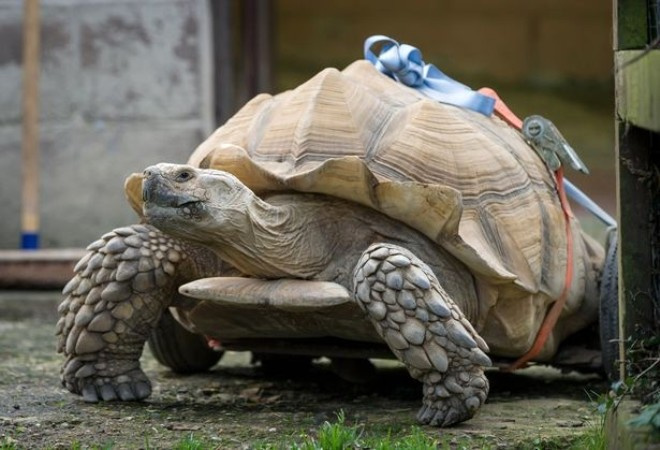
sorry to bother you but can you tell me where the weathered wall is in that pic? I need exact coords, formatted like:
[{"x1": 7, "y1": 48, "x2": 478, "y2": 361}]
[{"x1": 0, "y1": 0, "x2": 212, "y2": 248}]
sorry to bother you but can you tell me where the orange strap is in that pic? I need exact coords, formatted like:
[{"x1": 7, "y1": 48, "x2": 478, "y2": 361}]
[{"x1": 479, "y1": 87, "x2": 575, "y2": 371}]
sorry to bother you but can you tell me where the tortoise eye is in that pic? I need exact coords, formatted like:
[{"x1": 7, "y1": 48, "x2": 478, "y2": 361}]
[{"x1": 176, "y1": 170, "x2": 193, "y2": 182}]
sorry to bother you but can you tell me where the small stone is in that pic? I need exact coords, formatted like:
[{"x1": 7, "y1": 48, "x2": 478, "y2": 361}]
[
  {"x1": 389, "y1": 254, "x2": 411, "y2": 267},
  {"x1": 369, "y1": 246, "x2": 390, "y2": 259},
  {"x1": 366, "y1": 301, "x2": 387, "y2": 320},
  {"x1": 406, "y1": 266, "x2": 431, "y2": 290},
  {"x1": 101, "y1": 282, "x2": 132, "y2": 303},
  {"x1": 105, "y1": 237, "x2": 127, "y2": 254},
  {"x1": 401, "y1": 319, "x2": 426, "y2": 345},
  {"x1": 384, "y1": 329, "x2": 409, "y2": 350},
  {"x1": 74, "y1": 305, "x2": 95, "y2": 327},
  {"x1": 426, "y1": 291, "x2": 451, "y2": 318},
  {"x1": 75, "y1": 330, "x2": 106, "y2": 354},
  {"x1": 397, "y1": 290, "x2": 417, "y2": 310},
  {"x1": 446, "y1": 321, "x2": 477, "y2": 349},
  {"x1": 402, "y1": 347, "x2": 432, "y2": 370},
  {"x1": 385, "y1": 271, "x2": 404, "y2": 290},
  {"x1": 102, "y1": 331, "x2": 119, "y2": 343},
  {"x1": 111, "y1": 302, "x2": 134, "y2": 321},
  {"x1": 88, "y1": 311, "x2": 115, "y2": 333}
]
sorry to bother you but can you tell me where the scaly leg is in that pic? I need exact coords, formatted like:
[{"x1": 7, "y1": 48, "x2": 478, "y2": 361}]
[
  {"x1": 56, "y1": 224, "x2": 221, "y2": 402},
  {"x1": 353, "y1": 243, "x2": 491, "y2": 427}
]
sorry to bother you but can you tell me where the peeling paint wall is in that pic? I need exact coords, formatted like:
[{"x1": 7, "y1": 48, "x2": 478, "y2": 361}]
[{"x1": 0, "y1": 0, "x2": 213, "y2": 248}]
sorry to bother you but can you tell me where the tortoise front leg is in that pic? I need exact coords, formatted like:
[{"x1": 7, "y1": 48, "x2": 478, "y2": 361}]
[
  {"x1": 353, "y1": 244, "x2": 492, "y2": 427},
  {"x1": 56, "y1": 224, "x2": 220, "y2": 402}
]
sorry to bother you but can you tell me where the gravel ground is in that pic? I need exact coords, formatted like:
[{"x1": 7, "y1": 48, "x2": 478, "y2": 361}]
[{"x1": 0, "y1": 290, "x2": 609, "y2": 449}]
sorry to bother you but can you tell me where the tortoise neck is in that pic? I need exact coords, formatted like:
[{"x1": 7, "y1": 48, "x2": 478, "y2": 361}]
[{"x1": 210, "y1": 192, "x2": 332, "y2": 279}]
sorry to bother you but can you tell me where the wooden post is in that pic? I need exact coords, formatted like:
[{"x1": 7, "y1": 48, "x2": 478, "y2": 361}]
[
  {"x1": 613, "y1": 0, "x2": 660, "y2": 380},
  {"x1": 21, "y1": 0, "x2": 41, "y2": 249}
]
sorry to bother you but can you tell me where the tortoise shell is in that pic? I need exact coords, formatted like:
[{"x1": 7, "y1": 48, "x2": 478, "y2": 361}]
[{"x1": 183, "y1": 60, "x2": 567, "y2": 299}]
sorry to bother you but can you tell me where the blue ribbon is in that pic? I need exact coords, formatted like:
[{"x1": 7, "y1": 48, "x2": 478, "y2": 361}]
[{"x1": 364, "y1": 35, "x2": 495, "y2": 116}]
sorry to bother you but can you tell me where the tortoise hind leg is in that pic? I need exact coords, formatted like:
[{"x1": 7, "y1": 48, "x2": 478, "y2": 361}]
[
  {"x1": 56, "y1": 224, "x2": 220, "y2": 402},
  {"x1": 353, "y1": 243, "x2": 491, "y2": 427}
]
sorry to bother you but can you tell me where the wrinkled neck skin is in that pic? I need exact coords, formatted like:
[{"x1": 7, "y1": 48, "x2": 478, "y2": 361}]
[{"x1": 193, "y1": 191, "x2": 334, "y2": 279}]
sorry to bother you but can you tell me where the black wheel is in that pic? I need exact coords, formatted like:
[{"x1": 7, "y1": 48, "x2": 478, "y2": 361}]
[
  {"x1": 148, "y1": 308, "x2": 223, "y2": 374},
  {"x1": 599, "y1": 227, "x2": 619, "y2": 381}
]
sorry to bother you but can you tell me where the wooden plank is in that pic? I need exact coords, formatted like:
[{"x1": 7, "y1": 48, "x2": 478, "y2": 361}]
[
  {"x1": 614, "y1": 0, "x2": 648, "y2": 50},
  {"x1": 21, "y1": 0, "x2": 41, "y2": 249},
  {"x1": 615, "y1": 50, "x2": 660, "y2": 132}
]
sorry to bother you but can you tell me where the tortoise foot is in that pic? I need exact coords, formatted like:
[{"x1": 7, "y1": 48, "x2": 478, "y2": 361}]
[
  {"x1": 62, "y1": 356, "x2": 151, "y2": 402},
  {"x1": 56, "y1": 224, "x2": 188, "y2": 401},
  {"x1": 353, "y1": 243, "x2": 492, "y2": 427},
  {"x1": 417, "y1": 370, "x2": 489, "y2": 426}
]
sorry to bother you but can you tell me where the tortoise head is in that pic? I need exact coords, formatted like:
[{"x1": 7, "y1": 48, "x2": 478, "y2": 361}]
[{"x1": 141, "y1": 163, "x2": 253, "y2": 242}]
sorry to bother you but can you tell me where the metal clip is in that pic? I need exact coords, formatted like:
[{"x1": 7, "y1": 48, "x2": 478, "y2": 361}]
[{"x1": 522, "y1": 115, "x2": 589, "y2": 174}]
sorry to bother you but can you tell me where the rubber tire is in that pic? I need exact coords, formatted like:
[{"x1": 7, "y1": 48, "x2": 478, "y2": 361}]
[
  {"x1": 147, "y1": 308, "x2": 223, "y2": 374},
  {"x1": 599, "y1": 228, "x2": 619, "y2": 381}
]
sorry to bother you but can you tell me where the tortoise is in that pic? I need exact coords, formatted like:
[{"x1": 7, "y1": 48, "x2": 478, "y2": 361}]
[{"x1": 56, "y1": 60, "x2": 606, "y2": 427}]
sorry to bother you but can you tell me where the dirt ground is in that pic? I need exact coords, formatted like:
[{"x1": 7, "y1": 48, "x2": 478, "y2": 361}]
[{"x1": 0, "y1": 291, "x2": 609, "y2": 449}]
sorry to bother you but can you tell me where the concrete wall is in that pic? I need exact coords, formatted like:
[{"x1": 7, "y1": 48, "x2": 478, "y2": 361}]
[{"x1": 0, "y1": 0, "x2": 213, "y2": 248}]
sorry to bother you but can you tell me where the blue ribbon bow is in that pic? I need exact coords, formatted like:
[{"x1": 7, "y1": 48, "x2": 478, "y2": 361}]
[{"x1": 364, "y1": 35, "x2": 495, "y2": 117}]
